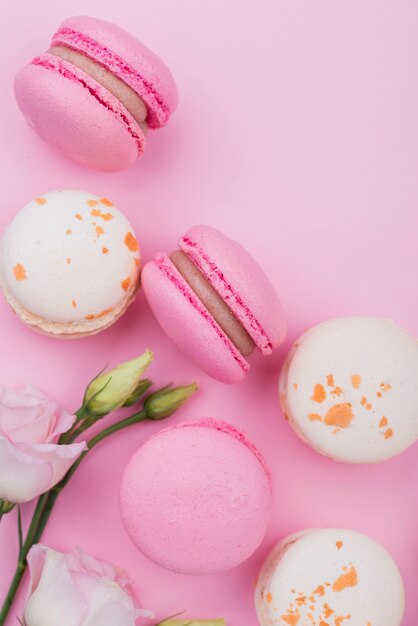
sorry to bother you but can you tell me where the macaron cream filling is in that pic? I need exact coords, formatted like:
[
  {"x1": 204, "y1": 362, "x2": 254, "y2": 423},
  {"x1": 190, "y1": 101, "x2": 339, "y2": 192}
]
[
  {"x1": 170, "y1": 250, "x2": 255, "y2": 357},
  {"x1": 155, "y1": 252, "x2": 250, "y2": 372},
  {"x1": 47, "y1": 46, "x2": 148, "y2": 132},
  {"x1": 29, "y1": 53, "x2": 146, "y2": 154},
  {"x1": 51, "y1": 23, "x2": 172, "y2": 128},
  {"x1": 179, "y1": 234, "x2": 274, "y2": 354}
]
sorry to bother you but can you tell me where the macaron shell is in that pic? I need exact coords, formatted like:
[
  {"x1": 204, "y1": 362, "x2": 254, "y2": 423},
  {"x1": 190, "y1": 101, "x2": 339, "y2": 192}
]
[
  {"x1": 142, "y1": 256, "x2": 248, "y2": 383},
  {"x1": 53, "y1": 15, "x2": 178, "y2": 128},
  {"x1": 179, "y1": 225, "x2": 286, "y2": 354},
  {"x1": 120, "y1": 420, "x2": 272, "y2": 574},
  {"x1": 0, "y1": 190, "x2": 140, "y2": 333},
  {"x1": 280, "y1": 317, "x2": 418, "y2": 463},
  {"x1": 255, "y1": 528, "x2": 405, "y2": 626},
  {"x1": 14, "y1": 55, "x2": 144, "y2": 172}
]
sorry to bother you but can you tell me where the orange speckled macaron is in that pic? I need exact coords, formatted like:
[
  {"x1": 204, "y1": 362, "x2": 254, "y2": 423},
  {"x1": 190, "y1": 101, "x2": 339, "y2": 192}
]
[
  {"x1": 0, "y1": 190, "x2": 141, "y2": 337},
  {"x1": 255, "y1": 528, "x2": 405, "y2": 626},
  {"x1": 279, "y1": 317, "x2": 418, "y2": 463}
]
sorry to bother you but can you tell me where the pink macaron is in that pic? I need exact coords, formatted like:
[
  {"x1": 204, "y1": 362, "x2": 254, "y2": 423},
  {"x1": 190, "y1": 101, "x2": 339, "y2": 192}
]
[
  {"x1": 120, "y1": 419, "x2": 272, "y2": 575},
  {"x1": 14, "y1": 16, "x2": 178, "y2": 171},
  {"x1": 142, "y1": 225, "x2": 287, "y2": 384}
]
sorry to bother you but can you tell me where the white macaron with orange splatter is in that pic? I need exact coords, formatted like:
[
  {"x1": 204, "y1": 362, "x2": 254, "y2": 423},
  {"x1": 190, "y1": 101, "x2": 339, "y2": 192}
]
[
  {"x1": 255, "y1": 528, "x2": 405, "y2": 626},
  {"x1": 279, "y1": 317, "x2": 418, "y2": 463},
  {"x1": 0, "y1": 190, "x2": 140, "y2": 337}
]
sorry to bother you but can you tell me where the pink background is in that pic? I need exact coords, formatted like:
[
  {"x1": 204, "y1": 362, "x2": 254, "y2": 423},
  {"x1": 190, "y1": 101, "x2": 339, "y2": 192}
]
[{"x1": 0, "y1": 1, "x2": 417, "y2": 624}]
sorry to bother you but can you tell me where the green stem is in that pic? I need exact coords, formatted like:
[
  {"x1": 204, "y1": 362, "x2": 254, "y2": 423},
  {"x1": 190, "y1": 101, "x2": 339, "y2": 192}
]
[
  {"x1": 89, "y1": 409, "x2": 147, "y2": 446},
  {"x1": 61, "y1": 409, "x2": 148, "y2": 489},
  {"x1": 0, "y1": 409, "x2": 147, "y2": 626},
  {"x1": 64, "y1": 419, "x2": 96, "y2": 444},
  {"x1": 75, "y1": 406, "x2": 90, "y2": 421},
  {"x1": 17, "y1": 507, "x2": 23, "y2": 558},
  {"x1": 0, "y1": 493, "x2": 50, "y2": 625}
]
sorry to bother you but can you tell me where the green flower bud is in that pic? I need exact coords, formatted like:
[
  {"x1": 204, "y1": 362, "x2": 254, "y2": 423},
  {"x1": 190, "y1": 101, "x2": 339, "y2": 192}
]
[
  {"x1": 144, "y1": 383, "x2": 198, "y2": 420},
  {"x1": 0, "y1": 499, "x2": 15, "y2": 515},
  {"x1": 123, "y1": 379, "x2": 152, "y2": 407},
  {"x1": 83, "y1": 351, "x2": 153, "y2": 416}
]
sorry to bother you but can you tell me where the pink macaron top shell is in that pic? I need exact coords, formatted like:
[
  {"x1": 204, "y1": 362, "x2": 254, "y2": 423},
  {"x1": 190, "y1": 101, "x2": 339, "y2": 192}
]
[
  {"x1": 179, "y1": 225, "x2": 287, "y2": 354},
  {"x1": 14, "y1": 54, "x2": 144, "y2": 172},
  {"x1": 52, "y1": 16, "x2": 178, "y2": 129},
  {"x1": 142, "y1": 254, "x2": 249, "y2": 383},
  {"x1": 119, "y1": 419, "x2": 272, "y2": 575},
  {"x1": 169, "y1": 418, "x2": 272, "y2": 478}
]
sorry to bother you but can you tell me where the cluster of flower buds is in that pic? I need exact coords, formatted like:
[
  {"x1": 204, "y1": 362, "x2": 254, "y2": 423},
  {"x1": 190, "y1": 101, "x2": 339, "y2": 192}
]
[{"x1": 83, "y1": 350, "x2": 197, "y2": 420}]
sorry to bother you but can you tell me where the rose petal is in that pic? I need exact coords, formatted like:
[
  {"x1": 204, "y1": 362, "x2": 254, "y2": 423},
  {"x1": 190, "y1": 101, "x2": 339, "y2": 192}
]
[
  {"x1": 0, "y1": 385, "x2": 43, "y2": 410},
  {"x1": 0, "y1": 386, "x2": 44, "y2": 436},
  {"x1": 0, "y1": 385, "x2": 76, "y2": 445},
  {"x1": 48, "y1": 408, "x2": 77, "y2": 441},
  {"x1": 26, "y1": 544, "x2": 47, "y2": 597},
  {"x1": 25, "y1": 546, "x2": 87, "y2": 626},
  {"x1": 0, "y1": 437, "x2": 53, "y2": 503},
  {"x1": 0, "y1": 437, "x2": 86, "y2": 503},
  {"x1": 5, "y1": 407, "x2": 55, "y2": 445},
  {"x1": 76, "y1": 576, "x2": 139, "y2": 626},
  {"x1": 83, "y1": 602, "x2": 141, "y2": 626},
  {"x1": 23, "y1": 386, "x2": 76, "y2": 442},
  {"x1": 26, "y1": 441, "x2": 88, "y2": 488},
  {"x1": 69, "y1": 549, "x2": 137, "y2": 597},
  {"x1": 70, "y1": 547, "x2": 117, "y2": 581}
]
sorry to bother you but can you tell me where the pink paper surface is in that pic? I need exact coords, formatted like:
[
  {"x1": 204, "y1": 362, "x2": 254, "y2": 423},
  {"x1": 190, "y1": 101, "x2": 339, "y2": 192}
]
[{"x1": 0, "y1": 1, "x2": 417, "y2": 624}]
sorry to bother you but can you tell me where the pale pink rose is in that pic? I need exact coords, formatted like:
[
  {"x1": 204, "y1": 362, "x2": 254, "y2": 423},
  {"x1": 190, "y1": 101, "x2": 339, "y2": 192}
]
[
  {"x1": 25, "y1": 545, "x2": 152, "y2": 626},
  {"x1": 0, "y1": 385, "x2": 86, "y2": 503}
]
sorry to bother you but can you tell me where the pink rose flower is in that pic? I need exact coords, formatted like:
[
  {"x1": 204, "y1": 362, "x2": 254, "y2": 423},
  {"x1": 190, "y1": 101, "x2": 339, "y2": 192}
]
[
  {"x1": 25, "y1": 545, "x2": 152, "y2": 626},
  {"x1": 0, "y1": 385, "x2": 87, "y2": 503}
]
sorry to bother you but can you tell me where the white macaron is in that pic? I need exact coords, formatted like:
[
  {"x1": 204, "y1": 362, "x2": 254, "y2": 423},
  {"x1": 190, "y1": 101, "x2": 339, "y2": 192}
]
[
  {"x1": 279, "y1": 317, "x2": 418, "y2": 463},
  {"x1": 0, "y1": 190, "x2": 141, "y2": 337},
  {"x1": 255, "y1": 528, "x2": 405, "y2": 626}
]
